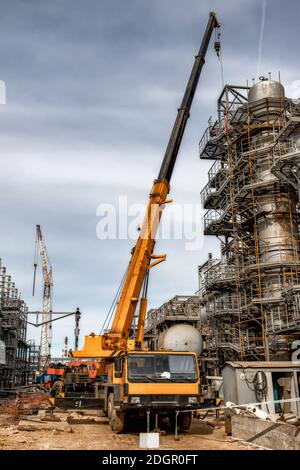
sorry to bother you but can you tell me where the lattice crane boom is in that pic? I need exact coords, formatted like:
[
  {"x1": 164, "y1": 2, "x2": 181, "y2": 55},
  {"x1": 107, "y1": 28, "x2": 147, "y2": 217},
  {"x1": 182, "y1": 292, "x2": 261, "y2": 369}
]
[{"x1": 33, "y1": 224, "x2": 54, "y2": 370}]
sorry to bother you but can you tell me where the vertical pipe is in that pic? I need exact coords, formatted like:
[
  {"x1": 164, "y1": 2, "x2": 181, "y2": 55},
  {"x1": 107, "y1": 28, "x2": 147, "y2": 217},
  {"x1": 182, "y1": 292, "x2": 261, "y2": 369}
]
[{"x1": 74, "y1": 308, "x2": 81, "y2": 350}]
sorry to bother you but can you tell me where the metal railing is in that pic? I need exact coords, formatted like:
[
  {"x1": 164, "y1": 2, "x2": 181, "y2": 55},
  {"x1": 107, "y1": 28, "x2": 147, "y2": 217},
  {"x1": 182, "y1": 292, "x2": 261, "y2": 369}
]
[{"x1": 145, "y1": 296, "x2": 200, "y2": 333}]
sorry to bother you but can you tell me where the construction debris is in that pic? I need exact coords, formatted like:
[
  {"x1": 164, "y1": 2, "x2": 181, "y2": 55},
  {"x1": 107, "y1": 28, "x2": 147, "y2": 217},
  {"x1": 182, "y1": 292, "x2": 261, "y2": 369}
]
[
  {"x1": 231, "y1": 415, "x2": 300, "y2": 450},
  {"x1": 0, "y1": 414, "x2": 257, "y2": 450},
  {"x1": 17, "y1": 420, "x2": 73, "y2": 433},
  {"x1": 66, "y1": 412, "x2": 98, "y2": 424}
]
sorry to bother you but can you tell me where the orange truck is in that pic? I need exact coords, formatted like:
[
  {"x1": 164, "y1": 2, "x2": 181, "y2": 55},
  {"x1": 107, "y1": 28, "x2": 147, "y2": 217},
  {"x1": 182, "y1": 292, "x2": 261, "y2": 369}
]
[{"x1": 38, "y1": 361, "x2": 104, "y2": 409}]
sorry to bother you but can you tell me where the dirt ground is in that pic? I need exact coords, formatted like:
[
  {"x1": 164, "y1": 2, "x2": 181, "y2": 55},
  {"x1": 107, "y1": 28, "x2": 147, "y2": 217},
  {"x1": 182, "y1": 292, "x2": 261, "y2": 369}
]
[{"x1": 0, "y1": 411, "x2": 262, "y2": 450}]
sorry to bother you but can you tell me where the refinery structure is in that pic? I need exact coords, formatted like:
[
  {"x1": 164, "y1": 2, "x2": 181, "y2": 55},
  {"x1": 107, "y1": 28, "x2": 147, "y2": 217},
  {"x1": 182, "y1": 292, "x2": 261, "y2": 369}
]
[
  {"x1": 198, "y1": 78, "x2": 300, "y2": 372},
  {"x1": 144, "y1": 296, "x2": 202, "y2": 353},
  {"x1": 0, "y1": 259, "x2": 30, "y2": 389},
  {"x1": 143, "y1": 78, "x2": 300, "y2": 378}
]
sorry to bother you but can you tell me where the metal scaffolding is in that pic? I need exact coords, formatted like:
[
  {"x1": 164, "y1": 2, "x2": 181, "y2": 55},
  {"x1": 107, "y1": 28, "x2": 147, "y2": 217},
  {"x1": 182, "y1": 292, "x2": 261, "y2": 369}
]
[
  {"x1": 144, "y1": 295, "x2": 200, "y2": 350},
  {"x1": 27, "y1": 340, "x2": 40, "y2": 384},
  {"x1": 0, "y1": 259, "x2": 30, "y2": 389},
  {"x1": 199, "y1": 79, "x2": 300, "y2": 374}
]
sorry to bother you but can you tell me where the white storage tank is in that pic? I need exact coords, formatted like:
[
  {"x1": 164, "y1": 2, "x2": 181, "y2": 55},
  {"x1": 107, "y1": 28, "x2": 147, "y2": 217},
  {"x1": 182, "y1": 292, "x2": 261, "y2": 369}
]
[
  {"x1": 158, "y1": 323, "x2": 203, "y2": 355},
  {"x1": 248, "y1": 78, "x2": 285, "y2": 121},
  {"x1": 248, "y1": 79, "x2": 285, "y2": 102}
]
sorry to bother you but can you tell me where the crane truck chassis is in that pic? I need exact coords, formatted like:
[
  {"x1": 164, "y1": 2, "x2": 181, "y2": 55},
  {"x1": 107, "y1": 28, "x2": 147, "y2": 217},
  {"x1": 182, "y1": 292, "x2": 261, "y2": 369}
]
[
  {"x1": 51, "y1": 351, "x2": 217, "y2": 432},
  {"x1": 104, "y1": 351, "x2": 213, "y2": 433}
]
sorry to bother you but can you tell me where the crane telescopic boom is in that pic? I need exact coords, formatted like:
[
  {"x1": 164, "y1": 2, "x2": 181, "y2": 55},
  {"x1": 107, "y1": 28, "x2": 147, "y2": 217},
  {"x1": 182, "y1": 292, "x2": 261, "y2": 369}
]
[
  {"x1": 158, "y1": 12, "x2": 220, "y2": 182},
  {"x1": 72, "y1": 12, "x2": 220, "y2": 357}
]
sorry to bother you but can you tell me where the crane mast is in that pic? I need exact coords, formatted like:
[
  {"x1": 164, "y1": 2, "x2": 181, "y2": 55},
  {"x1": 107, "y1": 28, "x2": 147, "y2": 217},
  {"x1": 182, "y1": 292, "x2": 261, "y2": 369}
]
[
  {"x1": 33, "y1": 225, "x2": 54, "y2": 369},
  {"x1": 72, "y1": 12, "x2": 220, "y2": 358}
]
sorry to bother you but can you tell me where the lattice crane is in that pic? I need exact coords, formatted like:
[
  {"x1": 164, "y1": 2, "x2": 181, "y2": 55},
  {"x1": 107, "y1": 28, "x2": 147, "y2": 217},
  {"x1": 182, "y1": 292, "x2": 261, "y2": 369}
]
[{"x1": 33, "y1": 224, "x2": 54, "y2": 370}]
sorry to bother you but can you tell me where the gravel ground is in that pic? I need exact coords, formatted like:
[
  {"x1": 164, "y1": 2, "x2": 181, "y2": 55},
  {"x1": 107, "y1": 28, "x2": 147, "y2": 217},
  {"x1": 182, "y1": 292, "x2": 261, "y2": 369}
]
[{"x1": 0, "y1": 413, "x2": 260, "y2": 450}]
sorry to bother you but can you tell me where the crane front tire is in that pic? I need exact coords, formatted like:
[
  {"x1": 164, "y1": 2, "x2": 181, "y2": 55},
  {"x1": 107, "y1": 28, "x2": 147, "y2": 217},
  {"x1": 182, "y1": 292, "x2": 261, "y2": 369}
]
[
  {"x1": 107, "y1": 393, "x2": 114, "y2": 420},
  {"x1": 51, "y1": 380, "x2": 64, "y2": 398},
  {"x1": 169, "y1": 411, "x2": 192, "y2": 432},
  {"x1": 108, "y1": 393, "x2": 125, "y2": 433},
  {"x1": 178, "y1": 412, "x2": 192, "y2": 431}
]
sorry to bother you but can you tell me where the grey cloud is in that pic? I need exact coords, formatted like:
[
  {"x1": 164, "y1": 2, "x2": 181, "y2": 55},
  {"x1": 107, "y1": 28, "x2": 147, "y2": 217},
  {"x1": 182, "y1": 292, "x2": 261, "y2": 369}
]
[{"x1": 0, "y1": 0, "x2": 298, "y2": 354}]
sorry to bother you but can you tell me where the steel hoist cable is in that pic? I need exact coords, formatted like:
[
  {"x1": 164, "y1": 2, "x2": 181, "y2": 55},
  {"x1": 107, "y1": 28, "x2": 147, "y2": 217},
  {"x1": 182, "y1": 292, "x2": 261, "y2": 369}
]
[
  {"x1": 214, "y1": 25, "x2": 224, "y2": 89},
  {"x1": 100, "y1": 264, "x2": 129, "y2": 334}
]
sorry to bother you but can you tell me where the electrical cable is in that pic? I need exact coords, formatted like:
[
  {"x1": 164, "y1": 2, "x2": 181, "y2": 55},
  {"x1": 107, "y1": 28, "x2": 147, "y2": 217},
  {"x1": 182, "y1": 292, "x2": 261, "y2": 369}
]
[
  {"x1": 239, "y1": 366, "x2": 270, "y2": 413},
  {"x1": 142, "y1": 270, "x2": 149, "y2": 298},
  {"x1": 253, "y1": 371, "x2": 268, "y2": 403},
  {"x1": 214, "y1": 26, "x2": 224, "y2": 89}
]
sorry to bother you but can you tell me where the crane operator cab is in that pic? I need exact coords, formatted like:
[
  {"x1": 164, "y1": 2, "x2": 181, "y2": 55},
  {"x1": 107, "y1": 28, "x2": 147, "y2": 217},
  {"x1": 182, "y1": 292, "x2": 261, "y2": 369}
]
[{"x1": 127, "y1": 353, "x2": 197, "y2": 382}]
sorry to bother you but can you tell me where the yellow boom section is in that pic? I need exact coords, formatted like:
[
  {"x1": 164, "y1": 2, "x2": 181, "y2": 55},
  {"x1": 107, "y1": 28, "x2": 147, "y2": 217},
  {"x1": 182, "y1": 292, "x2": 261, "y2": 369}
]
[
  {"x1": 104, "y1": 179, "x2": 169, "y2": 349},
  {"x1": 71, "y1": 12, "x2": 220, "y2": 359},
  {"x1": 71, "y1": 179, "x2": 169, "y2": 357}
]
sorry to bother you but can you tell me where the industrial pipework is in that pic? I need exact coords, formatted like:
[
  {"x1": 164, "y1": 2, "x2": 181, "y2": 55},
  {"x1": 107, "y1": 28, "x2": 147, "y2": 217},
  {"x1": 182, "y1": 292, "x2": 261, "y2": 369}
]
[{"x1": 199, "y1": 76, "x2": 300, "y2": 372}]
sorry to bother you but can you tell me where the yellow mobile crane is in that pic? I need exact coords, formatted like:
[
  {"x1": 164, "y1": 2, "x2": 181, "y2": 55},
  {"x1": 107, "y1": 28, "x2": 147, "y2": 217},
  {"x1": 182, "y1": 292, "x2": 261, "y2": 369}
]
[{"x1": 67, "y1": 12, "x2": 220, "y2": 432}]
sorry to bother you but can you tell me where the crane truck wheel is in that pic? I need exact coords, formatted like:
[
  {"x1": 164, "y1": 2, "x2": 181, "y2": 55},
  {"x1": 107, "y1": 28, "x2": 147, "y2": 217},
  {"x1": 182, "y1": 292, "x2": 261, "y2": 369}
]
[
  {"x1": 51, "y1": 380, "x2": 64, "y2": 398},
  {"x1": 107, "y1": 393, "x2": 114, "y2": 420},
  {"x1": 108, "y1": 394, "x2": 125, "y2": 433},
  {"x1": 110, "y1": 409, "x2": 125, "y2": 433},
  {"x1": 178, "y1": 412, "x2": 192, "y2": 431},
  {"x1": 169, "y1": 412, "x2": 192, "y2": 432}
]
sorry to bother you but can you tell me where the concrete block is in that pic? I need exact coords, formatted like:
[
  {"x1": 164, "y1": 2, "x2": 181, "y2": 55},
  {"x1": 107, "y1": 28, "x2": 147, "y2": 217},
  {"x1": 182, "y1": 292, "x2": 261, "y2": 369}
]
[
  {"x1": 41, "y1": 416, "x2": 61, "y2": 422},
  {"x1": 231, "y1": 414, "x2": 299, "y2": 450},
  {"x1": 18, "y1": 420, "x2": 73, "y2": 433},
  {"x1": 139, "y1": 432, "x2": 160, "y2": 449},
  {"x1": 67, "y1": 416, "x2": 96, "y2": 424},
  {"x1": 0, "y1": 414, "x2": 17, "y2": 426}
]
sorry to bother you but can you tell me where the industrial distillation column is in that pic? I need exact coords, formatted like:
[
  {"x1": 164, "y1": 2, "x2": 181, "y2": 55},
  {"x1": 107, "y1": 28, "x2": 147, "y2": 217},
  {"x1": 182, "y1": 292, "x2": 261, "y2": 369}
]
[
  {"x1": 199, "y1": 78, "x2": 300, "y2": 368},
  {"x1": 248, "y1": 79, "x2": 300, "y2": 354}
]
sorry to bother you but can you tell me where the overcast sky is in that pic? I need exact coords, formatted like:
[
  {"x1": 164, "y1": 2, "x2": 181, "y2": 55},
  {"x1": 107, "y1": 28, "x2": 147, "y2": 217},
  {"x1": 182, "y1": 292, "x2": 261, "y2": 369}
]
[{"x1": 0, "y1": 0, "x2": 299, "y2": 356}]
